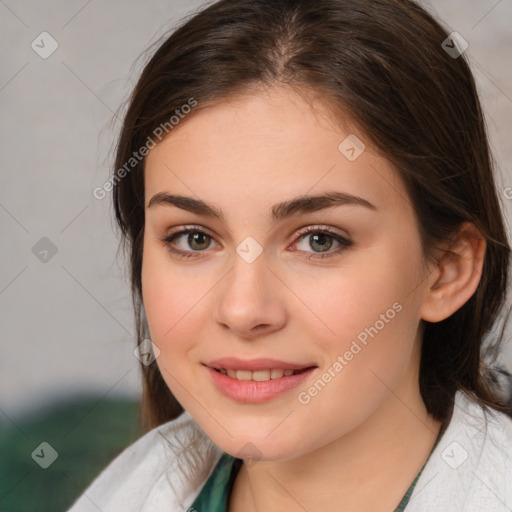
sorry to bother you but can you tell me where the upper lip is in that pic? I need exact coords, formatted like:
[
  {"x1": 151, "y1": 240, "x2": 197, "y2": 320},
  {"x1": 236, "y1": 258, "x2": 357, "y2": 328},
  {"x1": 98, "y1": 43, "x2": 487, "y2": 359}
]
[{"x1": 205, "y1": 357, "x2": 317, "y2": 371}]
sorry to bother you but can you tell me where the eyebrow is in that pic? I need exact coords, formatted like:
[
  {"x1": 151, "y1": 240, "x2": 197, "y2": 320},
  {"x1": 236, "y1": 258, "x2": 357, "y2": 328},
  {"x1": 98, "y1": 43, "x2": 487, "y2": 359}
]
[{"x1": 147, "y1": 191, "x2": 377, "y2": 223}]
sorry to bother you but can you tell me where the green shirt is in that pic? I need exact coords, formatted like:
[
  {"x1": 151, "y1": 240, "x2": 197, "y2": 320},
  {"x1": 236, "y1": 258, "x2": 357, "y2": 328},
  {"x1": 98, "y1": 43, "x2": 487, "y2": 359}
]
[{"x1": 191, "y1": 436, "x2": 441, "y2": 512}]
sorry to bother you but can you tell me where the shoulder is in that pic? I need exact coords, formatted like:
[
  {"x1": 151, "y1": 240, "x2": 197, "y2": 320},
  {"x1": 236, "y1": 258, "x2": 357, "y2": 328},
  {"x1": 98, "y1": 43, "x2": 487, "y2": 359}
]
[
  {"x1": 407, "y1": 390, "x2": 512, "y2": 512},
  {"x1": 65, "y1": 410, "x2": 223, "y2": 512}
]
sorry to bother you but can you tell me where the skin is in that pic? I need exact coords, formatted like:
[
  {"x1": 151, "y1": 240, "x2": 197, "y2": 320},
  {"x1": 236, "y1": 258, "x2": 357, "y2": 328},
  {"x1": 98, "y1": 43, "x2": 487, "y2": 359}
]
[{"x1": 141, "y1": 84, "x2": 486, "y2": 511}]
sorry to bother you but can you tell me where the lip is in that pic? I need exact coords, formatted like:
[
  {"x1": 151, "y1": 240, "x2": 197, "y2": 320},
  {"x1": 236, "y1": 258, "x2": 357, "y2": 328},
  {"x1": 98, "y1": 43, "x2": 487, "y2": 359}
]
[
  {"x1": 205, "y1": 357, "x2": 316, "y2": 371},
  {"x1": 204, "y1": 359, "x2": 317, "y2": 404}
]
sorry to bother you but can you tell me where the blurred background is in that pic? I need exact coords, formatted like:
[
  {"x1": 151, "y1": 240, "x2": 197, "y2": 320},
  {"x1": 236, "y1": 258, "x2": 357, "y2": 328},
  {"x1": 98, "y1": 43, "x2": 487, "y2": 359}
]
[{"x1": 1, "y1": 0, "x2": 511, "y2": 510}]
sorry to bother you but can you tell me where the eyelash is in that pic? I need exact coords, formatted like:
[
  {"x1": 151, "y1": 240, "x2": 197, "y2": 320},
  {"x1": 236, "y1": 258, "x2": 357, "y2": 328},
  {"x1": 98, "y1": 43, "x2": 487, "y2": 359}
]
[{"x1": 160, "y1": 225, "x2": 353, "y2": 261}]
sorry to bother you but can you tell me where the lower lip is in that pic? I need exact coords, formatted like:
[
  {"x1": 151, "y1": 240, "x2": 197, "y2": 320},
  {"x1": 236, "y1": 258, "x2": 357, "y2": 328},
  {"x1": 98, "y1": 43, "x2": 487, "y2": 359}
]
[{"x1": 206, "y1": 366, "x2": 316, "y2": 403}]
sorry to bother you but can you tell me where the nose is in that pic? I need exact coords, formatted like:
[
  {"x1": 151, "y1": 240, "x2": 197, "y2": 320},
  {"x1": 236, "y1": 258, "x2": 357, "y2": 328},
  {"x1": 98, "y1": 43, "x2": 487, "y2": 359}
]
[{"x1": 214, "y1": 250, "x2": 287, "y2": 340}]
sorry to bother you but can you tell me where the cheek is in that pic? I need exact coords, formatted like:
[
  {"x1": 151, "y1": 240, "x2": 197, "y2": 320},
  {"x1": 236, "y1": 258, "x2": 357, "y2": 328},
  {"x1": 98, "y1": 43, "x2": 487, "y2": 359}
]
[
  {"x1": 295, "y1": 249, "x2": 419, "y2": 350},
  {"x1": 141, "y1": 241, "x2": 202, "y2": 351},
  {"x1": 141, "y1": 244, "x2": 209, "y2": 404},
  {"x1": 141, "y1": 236, "x2": 230, "y2": 393},
  {"x1": 296, "y1": 244, "x2": 423, "y2": 399}
]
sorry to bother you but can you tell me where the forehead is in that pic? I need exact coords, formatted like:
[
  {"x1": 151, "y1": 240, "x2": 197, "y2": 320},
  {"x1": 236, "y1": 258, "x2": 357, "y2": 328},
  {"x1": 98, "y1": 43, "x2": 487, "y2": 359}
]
[{"x1": 143, "y1": 86, "x2": 412, "y2": 219}]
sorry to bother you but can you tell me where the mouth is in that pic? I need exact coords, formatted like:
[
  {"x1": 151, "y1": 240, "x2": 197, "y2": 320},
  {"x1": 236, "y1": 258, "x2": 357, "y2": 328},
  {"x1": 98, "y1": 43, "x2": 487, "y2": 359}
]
[{"x1": 204, "y1": 358, "x2": 318, "y2": 403}]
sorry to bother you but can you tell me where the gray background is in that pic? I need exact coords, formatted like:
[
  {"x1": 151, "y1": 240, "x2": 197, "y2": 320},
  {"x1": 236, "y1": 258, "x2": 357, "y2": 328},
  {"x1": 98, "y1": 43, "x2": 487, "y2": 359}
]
[{"x1": 1, "y1": 0, "x2": 511, "y2": 423}]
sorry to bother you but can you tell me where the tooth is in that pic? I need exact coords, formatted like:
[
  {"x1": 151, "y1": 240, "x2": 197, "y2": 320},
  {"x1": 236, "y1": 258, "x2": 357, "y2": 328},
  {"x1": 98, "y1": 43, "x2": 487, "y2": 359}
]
[
  {"x1": 222, "y1": 368, "x2": 299, "y2": 381},
  {"x1": 270, "y1": 369, "x2": 284, "y2": 379},
  {"x1": 252, "y1": 370, "x2": 271, "y2": 381}
]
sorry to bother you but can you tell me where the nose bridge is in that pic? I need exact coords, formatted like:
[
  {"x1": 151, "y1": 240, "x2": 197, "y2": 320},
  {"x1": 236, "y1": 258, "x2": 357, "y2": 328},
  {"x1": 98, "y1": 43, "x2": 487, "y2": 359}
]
[{"x1": 226, "y1": 241, "x2": 272, "y2": 309}]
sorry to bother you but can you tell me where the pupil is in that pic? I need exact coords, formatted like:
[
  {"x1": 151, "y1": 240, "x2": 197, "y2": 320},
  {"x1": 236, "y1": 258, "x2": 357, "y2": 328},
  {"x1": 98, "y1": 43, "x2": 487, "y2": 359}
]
[{"x1": 311, "y1": 233, "x2": 332, "y2": 252}]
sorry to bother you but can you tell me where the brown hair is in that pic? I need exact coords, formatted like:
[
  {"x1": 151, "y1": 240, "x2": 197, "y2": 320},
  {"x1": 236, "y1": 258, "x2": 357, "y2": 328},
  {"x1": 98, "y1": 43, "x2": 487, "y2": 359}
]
[{"x1": 112, "y1": 0, "x2": 511, "y2": 431}]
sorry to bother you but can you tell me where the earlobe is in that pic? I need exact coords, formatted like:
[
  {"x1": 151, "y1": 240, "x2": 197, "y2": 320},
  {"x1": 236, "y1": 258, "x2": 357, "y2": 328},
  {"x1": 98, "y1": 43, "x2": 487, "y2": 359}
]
[{"x1": 420, "y1": 222, "x2": 486, "y2": 323}]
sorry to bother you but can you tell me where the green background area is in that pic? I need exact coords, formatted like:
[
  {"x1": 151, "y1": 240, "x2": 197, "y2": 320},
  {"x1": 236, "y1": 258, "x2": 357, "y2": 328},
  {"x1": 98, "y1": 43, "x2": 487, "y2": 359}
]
[{"x1": 0, "y1": 397, "x2": 143, "y2": 512}]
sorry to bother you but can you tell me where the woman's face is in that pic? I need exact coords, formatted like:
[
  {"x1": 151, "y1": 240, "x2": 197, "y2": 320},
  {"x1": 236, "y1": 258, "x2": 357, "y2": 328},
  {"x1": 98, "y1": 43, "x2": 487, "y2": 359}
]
[{"x1": 142, "y1": 85, "x2": 433, "y2": 461}]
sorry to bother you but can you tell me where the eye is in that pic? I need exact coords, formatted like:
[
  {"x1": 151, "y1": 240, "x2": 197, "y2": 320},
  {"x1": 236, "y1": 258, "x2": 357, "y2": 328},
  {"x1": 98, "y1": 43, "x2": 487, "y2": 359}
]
[
  {"x1": 291, "y1": 226, "x2": 353, "y2": 260},
  {"x1": 160, "y1": 224, "x2": 353, "y2": 260},
  {"x1": 160, "y1": 226, "x2": 218, "y2": 259}
]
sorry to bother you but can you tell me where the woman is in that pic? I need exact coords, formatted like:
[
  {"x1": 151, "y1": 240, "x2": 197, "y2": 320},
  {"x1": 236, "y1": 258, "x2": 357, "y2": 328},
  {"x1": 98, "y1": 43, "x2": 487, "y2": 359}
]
[{"x1": 68, "y1": 0, "x2": 512, "y2": 510}]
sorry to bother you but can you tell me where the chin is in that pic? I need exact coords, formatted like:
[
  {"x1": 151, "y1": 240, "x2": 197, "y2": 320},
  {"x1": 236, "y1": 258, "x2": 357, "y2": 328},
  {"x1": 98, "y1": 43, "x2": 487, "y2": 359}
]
[{"x1": 205, "y1": 423, "x2": 303, "y2": 462}]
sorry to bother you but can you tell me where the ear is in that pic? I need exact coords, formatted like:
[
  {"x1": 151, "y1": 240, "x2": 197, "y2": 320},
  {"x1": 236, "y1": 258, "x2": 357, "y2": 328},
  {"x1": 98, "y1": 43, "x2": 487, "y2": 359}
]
[{"x1": 420, "y1": 222, "x2": 486, "y2": 323}]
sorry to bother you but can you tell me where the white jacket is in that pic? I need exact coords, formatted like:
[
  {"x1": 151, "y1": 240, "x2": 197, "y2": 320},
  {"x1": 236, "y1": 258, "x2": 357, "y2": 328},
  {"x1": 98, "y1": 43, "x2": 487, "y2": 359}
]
[{"x1": 66, "y1": 391, "x2": 512, "y2": 511}]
